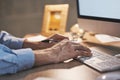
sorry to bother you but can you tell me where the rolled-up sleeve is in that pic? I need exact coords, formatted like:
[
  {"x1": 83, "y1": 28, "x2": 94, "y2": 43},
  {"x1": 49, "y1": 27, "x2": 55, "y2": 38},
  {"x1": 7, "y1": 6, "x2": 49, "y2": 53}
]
[
  {"x1": 0, "y1": 44, "x2": 35, "y2": 75},
  {"x1": 0, "y1": 31, "x2": 24, "y2": 49}
]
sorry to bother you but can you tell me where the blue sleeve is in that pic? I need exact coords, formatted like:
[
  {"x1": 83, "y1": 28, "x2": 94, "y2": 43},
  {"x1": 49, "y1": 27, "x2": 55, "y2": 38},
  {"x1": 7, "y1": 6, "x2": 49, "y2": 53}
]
[
  {"x1": 0, "y1": 31, "x2": 24, "y2": 49},
  {"x1": 0, "y1": 44, "x2": 35, "y2": 75}
]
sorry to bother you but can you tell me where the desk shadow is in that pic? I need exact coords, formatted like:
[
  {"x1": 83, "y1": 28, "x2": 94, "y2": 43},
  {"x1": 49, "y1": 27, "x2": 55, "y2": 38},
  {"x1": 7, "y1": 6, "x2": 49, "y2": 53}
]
[{"x1": 0, "y1": 60, "x2": 82, "y2": 80}]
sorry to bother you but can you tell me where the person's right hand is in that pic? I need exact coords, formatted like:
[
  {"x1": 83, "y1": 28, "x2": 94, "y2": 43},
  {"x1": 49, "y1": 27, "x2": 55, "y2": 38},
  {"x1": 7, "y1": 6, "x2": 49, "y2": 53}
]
[{"x1": 33, "y1": 39, "x2": 92, "y2": 66}]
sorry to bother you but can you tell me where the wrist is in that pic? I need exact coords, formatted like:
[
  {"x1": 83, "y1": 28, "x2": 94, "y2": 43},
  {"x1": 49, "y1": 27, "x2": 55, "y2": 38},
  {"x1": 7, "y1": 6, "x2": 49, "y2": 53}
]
[
  {"x1": 33, "y1": 48, "x2": 57, "y2": 66},
  {"x1": 22, "y1": 39, "x2": 42, "y2": 50}
]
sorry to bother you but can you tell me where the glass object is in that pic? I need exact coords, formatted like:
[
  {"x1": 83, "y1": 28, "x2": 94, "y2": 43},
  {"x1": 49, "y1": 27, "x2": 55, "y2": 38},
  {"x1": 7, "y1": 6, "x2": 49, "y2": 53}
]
[{"x1": 70, "y1": 24, "x2": 84, "y2": 43}]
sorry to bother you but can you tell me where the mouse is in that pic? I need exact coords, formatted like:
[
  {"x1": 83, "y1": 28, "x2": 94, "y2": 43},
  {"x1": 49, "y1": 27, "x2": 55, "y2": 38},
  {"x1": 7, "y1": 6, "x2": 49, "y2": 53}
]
[{"x1": 96, "y1": 72, "x2": 120, "y2": 80}]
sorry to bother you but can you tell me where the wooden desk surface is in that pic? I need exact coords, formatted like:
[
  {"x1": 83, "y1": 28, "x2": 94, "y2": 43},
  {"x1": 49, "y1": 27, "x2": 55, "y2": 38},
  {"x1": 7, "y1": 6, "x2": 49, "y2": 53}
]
[
  {"x1": 1, "y1": 33, "x2": 120, "y2": 80},
  {"x1": 1, "y1": 60, "x2": 101, "y2": 80}
]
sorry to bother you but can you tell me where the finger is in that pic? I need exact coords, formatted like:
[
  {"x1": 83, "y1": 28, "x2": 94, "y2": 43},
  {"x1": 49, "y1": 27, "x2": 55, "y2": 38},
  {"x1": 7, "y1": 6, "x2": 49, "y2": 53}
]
[
  {"x1": 39, "y1": 42, "x2": 55, "y2": 49},
  {"x1": 49, "y1": 34, "x2": 69, "y2": 41},
  {"x1": 52, "y1": 39, "x2": 69, "y2": 48},
  {"x1": 72, "y1": 44, "x2": 91, "y2": 53},
  {"x1": 75, "y1": 50, "x2": 92, "y2": 57}
]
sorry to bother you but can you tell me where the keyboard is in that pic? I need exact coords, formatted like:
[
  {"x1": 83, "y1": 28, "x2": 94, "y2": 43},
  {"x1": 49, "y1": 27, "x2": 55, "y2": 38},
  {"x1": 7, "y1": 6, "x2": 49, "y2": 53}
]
[
  {"x1": 76, "y1": 47, "x2": 120, "y2": 72},
  {"x1": 93, "y1": 45, "x2": 120, "y2": 56}
]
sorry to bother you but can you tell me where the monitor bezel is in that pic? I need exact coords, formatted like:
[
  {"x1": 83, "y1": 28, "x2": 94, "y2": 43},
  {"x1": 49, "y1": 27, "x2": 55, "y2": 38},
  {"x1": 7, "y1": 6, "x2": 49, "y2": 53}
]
[{"x1": 76, "y1": 0, "x2": 120, "y2": 23}]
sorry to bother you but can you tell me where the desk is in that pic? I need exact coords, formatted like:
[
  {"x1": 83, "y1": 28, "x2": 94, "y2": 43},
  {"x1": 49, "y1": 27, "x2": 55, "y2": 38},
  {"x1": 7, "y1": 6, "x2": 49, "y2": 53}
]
[
  {"x1": 1, "y1": 33, "x2": 120, "y2": 80},
  {"x1": 1, "y1": 60, "x2": 120, "y2": 80},
  {"x1": 0, "y1": 60, "x2": 100, "y2": 80}
]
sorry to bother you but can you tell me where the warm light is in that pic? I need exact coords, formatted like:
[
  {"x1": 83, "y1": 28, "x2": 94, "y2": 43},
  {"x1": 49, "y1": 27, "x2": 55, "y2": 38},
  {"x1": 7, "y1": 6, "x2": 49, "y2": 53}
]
[
  {"x1": 41, "y1": 4, "x2": 69, "y2": 36},
  {"x1": 79, "y1": 28, "x2": 84, "y2": 33},
  {"x1": 49, "y1": 12, "x2": 61, "y2": 31},
  {"x1": 54, "y1": 12, "x2": 61, "y2": 19},
  {"x1": 102, "y1": 75, "x2": 106, "y2": 80}
]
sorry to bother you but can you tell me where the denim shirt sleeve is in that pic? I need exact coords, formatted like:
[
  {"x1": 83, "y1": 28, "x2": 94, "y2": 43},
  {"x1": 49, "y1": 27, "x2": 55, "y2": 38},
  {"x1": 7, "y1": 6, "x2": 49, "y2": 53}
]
[
  {"x1": 0, "y1": 44, "x2": 35, "y2": 75},
  {"x1": 0, "y1": 31, "x2": 24, "y2": 49}
]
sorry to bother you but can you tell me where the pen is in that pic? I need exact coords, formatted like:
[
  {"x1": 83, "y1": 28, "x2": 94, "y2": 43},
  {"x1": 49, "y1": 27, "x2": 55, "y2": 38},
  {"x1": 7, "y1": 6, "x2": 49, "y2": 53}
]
[{"x1": 41, "y1": 39, "x2": 58, "y2": 43}]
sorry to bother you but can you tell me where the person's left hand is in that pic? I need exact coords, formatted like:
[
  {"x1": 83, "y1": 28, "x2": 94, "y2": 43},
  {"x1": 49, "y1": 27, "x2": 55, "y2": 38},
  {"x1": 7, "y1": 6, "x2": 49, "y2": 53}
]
[{"x1": 22, "y1": 34, "x2": 68, "y2": 50}]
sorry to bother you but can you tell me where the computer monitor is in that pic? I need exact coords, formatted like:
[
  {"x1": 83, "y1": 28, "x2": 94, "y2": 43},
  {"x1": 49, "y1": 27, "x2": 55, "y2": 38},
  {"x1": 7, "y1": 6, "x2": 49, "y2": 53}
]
[{"x1": 76, "y1": 0, "x2": 120, "y2": 37}]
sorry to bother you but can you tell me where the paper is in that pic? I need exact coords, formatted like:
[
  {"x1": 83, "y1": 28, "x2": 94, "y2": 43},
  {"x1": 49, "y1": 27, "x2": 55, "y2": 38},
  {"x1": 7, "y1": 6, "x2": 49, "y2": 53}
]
[
  {"x1": 26, "y1": 35, "x2": 47, "y2": 42},
  {"x1": 95, "y1": 34, "x2": 120, "y2": 43}
]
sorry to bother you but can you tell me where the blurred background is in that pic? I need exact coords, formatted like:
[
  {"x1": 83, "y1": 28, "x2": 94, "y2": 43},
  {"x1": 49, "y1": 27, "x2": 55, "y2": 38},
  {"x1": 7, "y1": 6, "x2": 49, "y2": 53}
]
[{"x1": 0, "y1": 0, "x2": 77, "y2": 37}]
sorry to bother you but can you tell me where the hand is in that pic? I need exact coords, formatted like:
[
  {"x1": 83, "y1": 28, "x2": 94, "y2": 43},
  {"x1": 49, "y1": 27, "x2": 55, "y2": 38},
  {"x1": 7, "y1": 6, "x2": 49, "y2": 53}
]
[
  {"x1": 22, "y1": 39, "x2": 55, "y2": 50},
  {"x1": 49, "y1": 39, "x2": 91, "y2": 62},
  {"x1": 33, "y1": 39, "x2": 92, "y2": 66},
  {"x1": 22, "y1": 34, "x2": 68, "y2": 50},
  {"x1": 48, "y1": 34, "x2": 69, "y2": 42}
]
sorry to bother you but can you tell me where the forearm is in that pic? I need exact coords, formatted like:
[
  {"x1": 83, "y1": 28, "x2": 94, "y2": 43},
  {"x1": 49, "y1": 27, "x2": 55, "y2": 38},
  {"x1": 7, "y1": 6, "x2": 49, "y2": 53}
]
[
  {"x1": 33, "y1": 48, "x2": 60, "y2": 66},
  {"x1": 33, "y1": 49, "x2": 57, "y2": 66},
  {"x1": 33, "y1": 40, "x2": 69, "y2": 66},
  {"x1": 22, "y1": 38, "x2": 57, "y2": 50}
]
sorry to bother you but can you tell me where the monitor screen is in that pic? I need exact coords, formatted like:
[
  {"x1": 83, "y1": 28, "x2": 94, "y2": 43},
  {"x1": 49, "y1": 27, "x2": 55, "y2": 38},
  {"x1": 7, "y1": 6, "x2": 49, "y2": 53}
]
[
  {"x1": 76, "y1": 0, "x2": 120, "y2": 37},
  {"x1": 77, "y1": 0, "x2": 120, "y2": 22}
]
